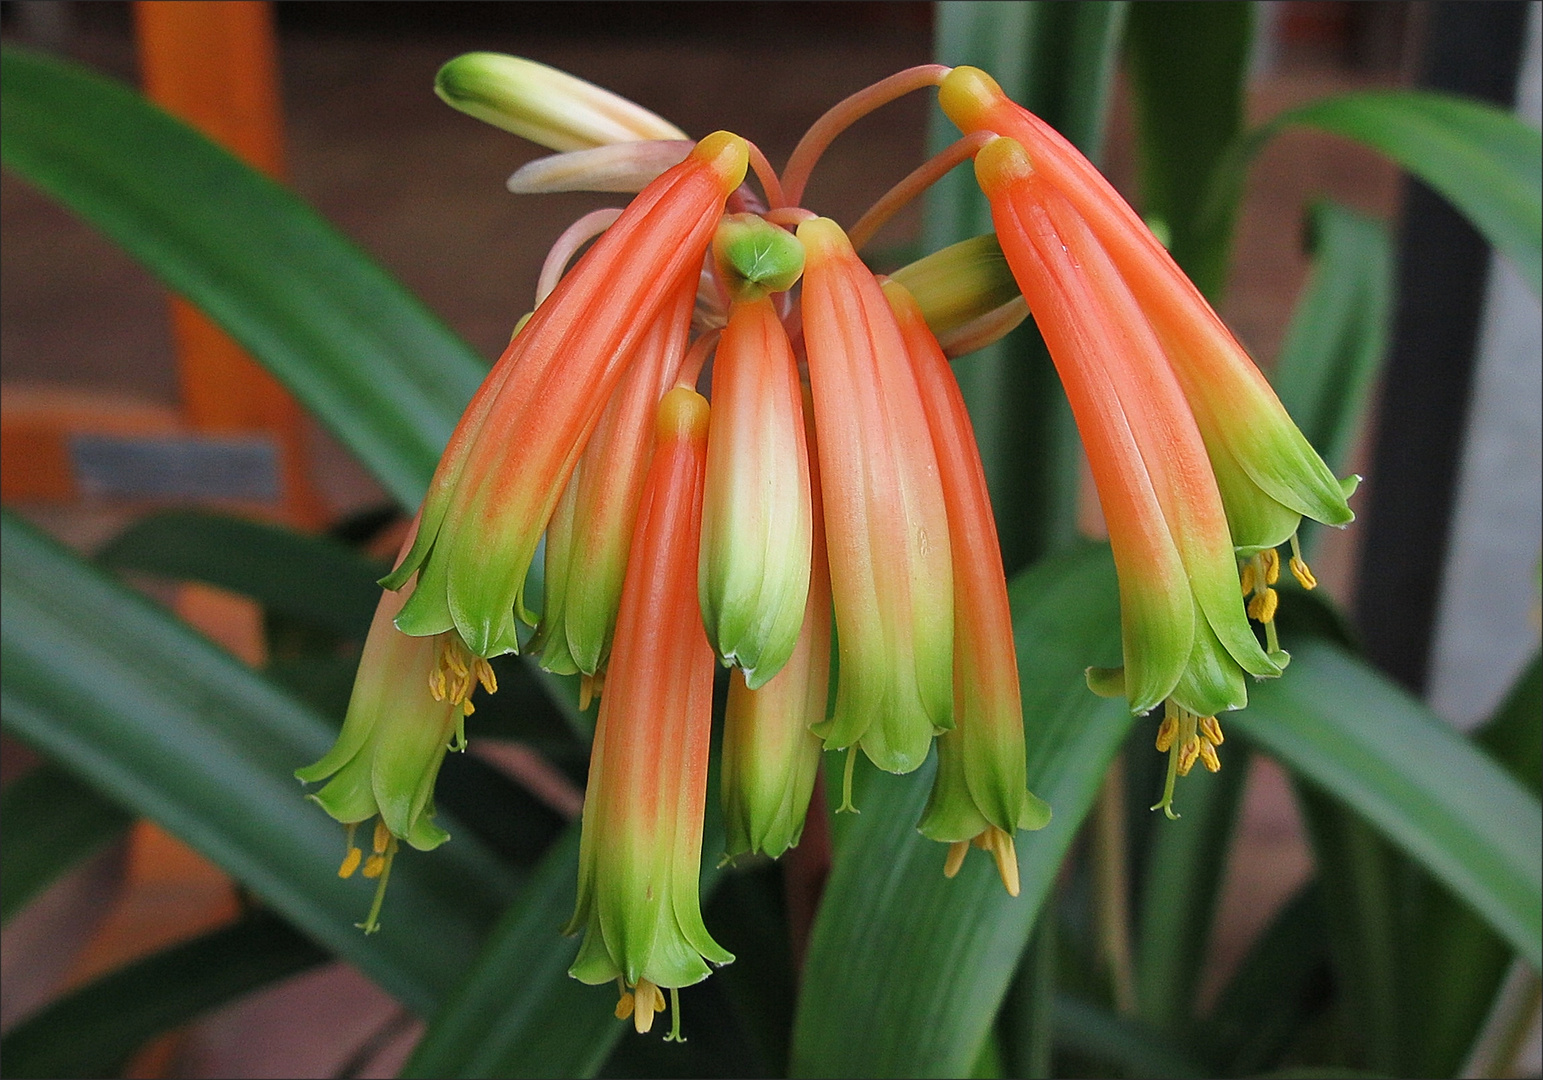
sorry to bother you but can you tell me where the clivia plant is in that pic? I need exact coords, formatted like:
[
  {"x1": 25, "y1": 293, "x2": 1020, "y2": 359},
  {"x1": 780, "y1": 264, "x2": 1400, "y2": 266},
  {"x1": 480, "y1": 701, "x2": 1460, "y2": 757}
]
[{"x1": 2, "y1": 5, "x2": 1538, "y2": 1078}]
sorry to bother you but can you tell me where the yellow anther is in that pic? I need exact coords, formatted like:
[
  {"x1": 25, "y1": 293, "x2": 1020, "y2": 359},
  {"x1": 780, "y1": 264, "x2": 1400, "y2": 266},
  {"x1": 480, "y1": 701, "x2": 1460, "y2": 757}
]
[
  {"x1": 1199, "y1": 739, "x2": 1222, "y2": 773},
  {"x1": 1240, "y1": 563, "x2": 1257, "y2": 595},
  {"x1": 579, "y1": 671, "x2": 603, "y2": 712},
  {"x1": 632, "y1": 979, "x2": 665, "y2": 1034},
  {"x1": 986, "y1": 827, "x2": 1021, "y2": 897},
  {"x1": 1290, "y1": 556, "x2": 1317, "y2": 590},
  {"x1": 614, "y1": 991, "x2": 635, "y2": 1021},
  {"x1": 1260, "y1": 548, "x2": 1281, "y2": 585},
  {"x1": 1199, "y1": 715, "x2": 1225, "y2": 746},
  {"x1": 428, "y1": 666, "x2": 448, "y2": 701},
  {"x1": 372, "y1": 817, "x2": 391, "y2": 854},
  {"x1": 361, "y1": 854, "x2": 387, "y2": 878},
  {"x1": 460, "y1": 698, "x2": 476, "y2": 717},
  {"x1": 943, "y1": 840, "x2": 969, "y2": 879},
  {"x1": 338, "y1": 846, "x2": 363, "y2": 879},
  {"x1": 1247, "y1": 587, "x2": 1279, "y2": 624},
  {"x1": 1155, "y1": 714, "x2": 1179, "y2": 753},
  {"x1": 1177, "y1": 736, "x2": 1202, "y2": 777},
  {"x1": 474, "y1": 656, "x2": 498, "y2": 695}
]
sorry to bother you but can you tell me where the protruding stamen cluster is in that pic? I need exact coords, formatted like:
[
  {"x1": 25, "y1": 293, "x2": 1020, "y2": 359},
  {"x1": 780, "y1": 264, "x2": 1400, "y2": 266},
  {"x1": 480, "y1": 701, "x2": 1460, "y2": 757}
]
[
  {"x1": 943, "y1": 825, "x2": 1022, "y2": 897},
  {"x1": 429, "y1": 632, "x2": 498, "y2": 711},
  {"x1": 1152, "y1": 704, "x2": 1225, "y2": 820},
  {"x1": 335, "y1": 816, "x2": 400, "y2": 934}
]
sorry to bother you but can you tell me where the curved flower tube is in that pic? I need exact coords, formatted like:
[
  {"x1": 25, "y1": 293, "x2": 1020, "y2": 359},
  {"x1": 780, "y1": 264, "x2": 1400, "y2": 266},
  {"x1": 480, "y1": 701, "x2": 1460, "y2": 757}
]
[
  {"x1": 797, "y1": 216, "x2": 954, "y2": 777},
  {"x1": 566, "y1": 387, "x2": 732, "y2": 1036},
  {"x1": 385, "y1": 132, "x2": 749, "y2": 658},
  {"x1": 887, "y1": 280, "x2": 1051, "y2": 894}
]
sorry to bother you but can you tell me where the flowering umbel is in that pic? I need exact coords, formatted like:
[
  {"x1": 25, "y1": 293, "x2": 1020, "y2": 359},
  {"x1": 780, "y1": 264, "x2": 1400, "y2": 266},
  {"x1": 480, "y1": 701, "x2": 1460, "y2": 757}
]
[{"x1": 298, "y1": 51, "x2": 1358, "y2": 1030}]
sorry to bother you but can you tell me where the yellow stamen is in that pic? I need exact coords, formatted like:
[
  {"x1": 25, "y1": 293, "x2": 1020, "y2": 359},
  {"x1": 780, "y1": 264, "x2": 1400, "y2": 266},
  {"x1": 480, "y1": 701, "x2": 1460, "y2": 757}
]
[
  {"x1": 362, "y1": 854, "x2": 387, "y2": 877},
  {"x1": 338, "y1": 846, "x2": 363, "y2": 879},
  {"x1": 1198, "y1": 739, "x2": 1221, "y2": 773},
  {"x1": 1239, "y1": 562, "x2": 1257, "y2": 595},
  {"x1": 1247, "y1": 587, "x2": 1279, "y2": 624},
  {"x1": 986, "y1": 826, "x2": 1021, "y2": 897},
  {"x1": 1260, "y1": 548, "x2": 1281, "y2": 585},
  {"x1": 943, "y1": 840, "x2": 969, "y2": 879},
  {"x1": 1154, "y1": 713, "x2": 1179, "y2": 753},
  {"x1": 432, "y1": 634, "x2": 497, "y2": 707},
  {"x1": 579, "y1": 672, "x2": 601, "y2": 712},
  {"x1": 614, "y1": 990, "x2": 635, "y2": 1021},
  {"x1": 372, "y1": 817, "x2": 391, "y2": 854},
  {"x1": 1199, "y1": 715, "x2": 1224, "y2": 746},
  {"x1": 632, "y1": 978, "x2": 664, "y2": 1034},
  {"x1": 1176, "y1": 735, "x2": 1202, "y2": 777},
  {"x1": 1290, "y1": 556, "x2": 1317, "y2": 590}
]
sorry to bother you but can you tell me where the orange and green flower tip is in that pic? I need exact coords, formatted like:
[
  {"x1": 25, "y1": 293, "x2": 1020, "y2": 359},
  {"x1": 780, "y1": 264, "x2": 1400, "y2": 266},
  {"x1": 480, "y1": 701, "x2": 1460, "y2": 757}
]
[
  {"x1": 567, "y1": 386, "x2": 733, "y2": 1009},
  {"x1": 699, "y1": 265, "x2": 812, "y2": 687},
  {"x1": 720, "y1": 389, "x2": 830, "y2": 860},
  {"x1": 434, "y1": 52, "x2": 687, "y2": 151},
  {"x1": 886, "y1": 279, "x2": 1050, "y2": 894},
  {"x1": 297, "y1": 579, "x2": 493, "y2": 933},
  {"x1": 383, "y1": 133, "x2": 747, "y2": 659},
  {"x1": 796, "y1": 216, "x2": 954, "y2": 778},
  {"x1": 530, "y1": 282, "x2": 694, "y2": 677}
]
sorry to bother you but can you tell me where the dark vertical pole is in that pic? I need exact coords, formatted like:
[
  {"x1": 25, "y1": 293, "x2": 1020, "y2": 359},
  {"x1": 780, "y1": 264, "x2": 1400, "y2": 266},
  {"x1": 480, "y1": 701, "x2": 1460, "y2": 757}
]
[{"x1": 1352, "y1": 0, "x2": 1529, "y2": 693}]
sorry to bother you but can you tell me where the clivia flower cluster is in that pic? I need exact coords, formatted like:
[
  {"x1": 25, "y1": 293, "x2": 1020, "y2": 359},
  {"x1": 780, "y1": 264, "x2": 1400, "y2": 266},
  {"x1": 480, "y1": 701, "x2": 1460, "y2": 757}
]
[{"x1": 296, "y1": 55, "x2": 1355, "y2": 1037}]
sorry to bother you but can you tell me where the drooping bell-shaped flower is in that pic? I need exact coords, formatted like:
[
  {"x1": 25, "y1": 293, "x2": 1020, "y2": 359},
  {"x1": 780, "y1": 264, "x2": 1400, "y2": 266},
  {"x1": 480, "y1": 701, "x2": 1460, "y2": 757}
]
[
  {"x1": 938, "y1": 65, "x2": 1354, "y2": 563},
  {"x1": 529, "y1": 278, "x2": 695, "y2": 684},
  {"x1": 699, "y1": 215, "x2": 812, "y2": 688},
  {"x1": 886, "y1": 280, "x2": 1051, "y2": 894},
  {"x1": 966, "y1": 134, "x2": 1282, "y2": 727},
  {"x1": 721, "y1": 389, "x2": 830, "y2": 861},
  {"x1": 567, "y1": 387, "x2": 732, "y2": 1039},
  {"x1": 296, "y1": 557, "x2": 495, "y2": 933},
  {"x1": 796, "y1": 216, "x2": 954, "y2": 779},
  {"x1": 384, "y1": 133, "x2": 749, "y2": 659}
]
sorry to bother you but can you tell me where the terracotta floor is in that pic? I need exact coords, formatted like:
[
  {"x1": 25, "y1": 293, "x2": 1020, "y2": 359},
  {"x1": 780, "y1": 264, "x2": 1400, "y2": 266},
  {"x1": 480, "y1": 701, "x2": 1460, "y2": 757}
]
[{"x1": 1, "y1": 9, "x2": 1410, "y2": 1077}]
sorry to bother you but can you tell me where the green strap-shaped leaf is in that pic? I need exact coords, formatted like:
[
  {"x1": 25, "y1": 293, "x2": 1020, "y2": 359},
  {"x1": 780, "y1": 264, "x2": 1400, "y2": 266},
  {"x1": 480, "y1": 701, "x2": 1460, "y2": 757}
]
[
  {"x1": 790, "y1": 544, "x2": 1132, "y2": 1077},
  {"x1": 97, "y1": 509, "x2": 386, "y2": 637},
  {"x1": 926, "y1": 1, "x2": 1126, "y2": 574},
  {"x1": 0, "y1": 46, "x2": 486, "y2": 508},
  {"x1": 1270, "y1": 201, "x2": 1394, "y2": 479},
  {"x1": 0, "y1": 911, "x2": 327, "y2": 1079},
  {"x1": 1209, "y1": 89, "x2": 1543, "y2": 298},
  {"x1": 0, "y1": 761, "x2": 132, "y2": 924},
  {"x1": 1124, "y1": 0, "x2": 1254, "y2": 299},
  {"x1": 1053, "y1": 995, "x2": 1210, "y2": 1078},
  {"x1": 1235, "y1": 639, "x2": 1543, "y2": 970},
  {"x1": 0, "y1": 511, "x2": 517, "y2": 1015}
]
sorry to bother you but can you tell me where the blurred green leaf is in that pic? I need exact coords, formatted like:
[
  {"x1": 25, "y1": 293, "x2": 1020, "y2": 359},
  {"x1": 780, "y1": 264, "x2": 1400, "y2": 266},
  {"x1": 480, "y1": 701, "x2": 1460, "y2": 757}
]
[
  {"x1": 1237, "y1": 639, "x2": 1543, "y2": 970},
  {"x1": 0, "y1": 761, "x2": 132, "y2": 924},
  {"x1": 98, "y1": 509, "x2": 386, "y2": 637},
  {"x1": 927, "y1": 1, "x2": 1125, "y2": 574},
  {"x1": 1052, "y1": 995, "x2": 1209, "y2": 1078},
  {"x1": 0, "y1": 911, "x2": 326, "y2": 1079},
  {"x1": 1124, "y1": 0, "x2": 1254, "y2": 298},
  {"x1": 1270, "y1": 201, "x2": 1394, "y2": 479},
  {"x1": 0, "y1": 511, "x2": 516, "y2": 1015},
  {"x1": 0, "y1": 46, "x2": 485, "y2": 508},
  {"x1": 1477, "y1": 651, "x2": 1542, "y2": 790},
  {"x1": 1211, "y1": 89, "x2": 1543, "y2": 297},
  {"x1": 790, "y1": 543, "x2": 1132, "y2": 1077}
]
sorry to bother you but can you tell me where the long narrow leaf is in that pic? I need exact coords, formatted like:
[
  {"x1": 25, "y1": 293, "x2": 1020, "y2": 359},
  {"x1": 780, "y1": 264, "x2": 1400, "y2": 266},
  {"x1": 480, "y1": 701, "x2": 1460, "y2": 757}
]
[
  {"x1": 0, "y1": 761, "x2": 132, "y2": 924},
  {"x1": 790, "y1": 544, "x2": 1132, "y2": 1077},
  {"x1": 0, "y1": 511, "x2": 516, "y2": 1015},
  {"x1": 0, "y1": 46, "x2": 485, "y2": 507},
  {"x1": 0, "y1": 912, "x2": 327, "y2": 1079},
  {"x1": 1236, "y1": 639, "x2": 1542, "y2": 970}
]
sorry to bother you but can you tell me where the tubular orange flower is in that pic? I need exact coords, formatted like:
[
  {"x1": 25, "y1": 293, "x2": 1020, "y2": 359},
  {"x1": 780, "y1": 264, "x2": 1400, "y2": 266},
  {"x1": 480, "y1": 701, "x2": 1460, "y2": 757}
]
[
  {"x1": 886, "y1": 279, "x2": 1051, "y2": 894},
  {"x1": 566, "y1": 387, "x2": 732, "y2": 1039},
  {"x1": 698, "y1": 263, "x2": 812, "y2": 687},
  {"x1": 969, "y1": 135, "x2": 1280, "y2": 724},
  {"x1": 384, "y1": 132, "x2": 749, "y2": 659},
  {"x1": 529, "y1": 277, "x2": 695, "y2": 683},
  {"x1": 797, "y1": 216, "x2": 954, "y2": 780},
  {"x1": 721, "y1": 389, "x2": 830, "y2": 861}
]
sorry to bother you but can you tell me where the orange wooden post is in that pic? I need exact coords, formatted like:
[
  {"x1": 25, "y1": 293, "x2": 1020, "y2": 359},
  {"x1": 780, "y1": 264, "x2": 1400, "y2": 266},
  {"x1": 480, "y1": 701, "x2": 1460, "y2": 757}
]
[{"x1": 132, "y1": 0, "x2": 325, "y2": 527}]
